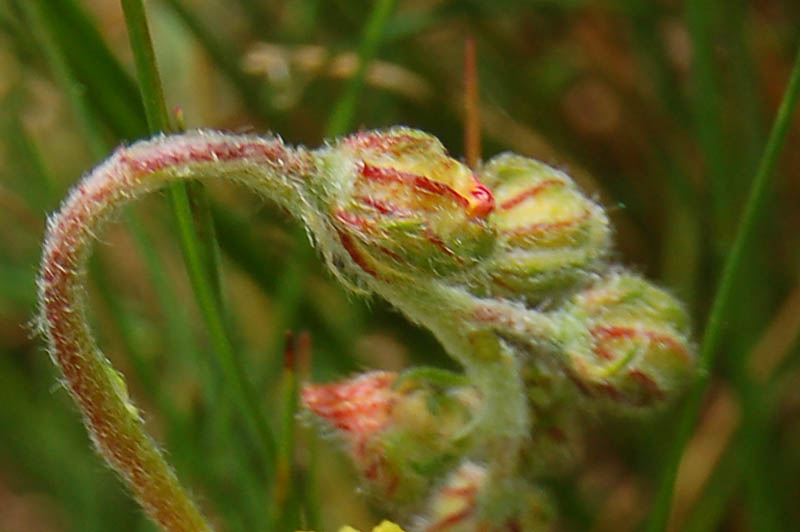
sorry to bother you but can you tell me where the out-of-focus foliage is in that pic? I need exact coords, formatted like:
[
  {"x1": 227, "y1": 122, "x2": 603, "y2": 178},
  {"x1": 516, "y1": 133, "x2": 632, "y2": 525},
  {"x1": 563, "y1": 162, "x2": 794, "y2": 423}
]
[{"x1": 1, "y1": 1, "x2": 799, "y2": 531}]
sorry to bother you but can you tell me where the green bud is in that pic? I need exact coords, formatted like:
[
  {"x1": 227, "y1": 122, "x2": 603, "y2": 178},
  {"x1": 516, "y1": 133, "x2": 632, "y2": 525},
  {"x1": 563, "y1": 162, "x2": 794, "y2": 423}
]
[
  {"x1": 556, "y1": 271, "x2": 693, "y2": 406},
  {"x1": 477, "y1": 154, "x2": 611, "y2": 302},
  {"x1": 421, "y1": 462, "x2": 554, "y2": 532},
  {"x1": 319, "y1": 128, "x2": 496, "y2": 281}
]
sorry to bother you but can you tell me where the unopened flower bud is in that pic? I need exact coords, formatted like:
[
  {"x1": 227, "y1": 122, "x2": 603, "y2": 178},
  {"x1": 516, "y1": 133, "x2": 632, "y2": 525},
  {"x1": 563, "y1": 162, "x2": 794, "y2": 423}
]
[
  {"x1": 557, "y1": 272, "x2": 693, "y2": 406},
  {"x1": 477, "y1": 154, "x2": 610, "y2": 302},
  {"x1": 320, "y1": 128, "x2": 496, "y2": 280},
  {"x1": 302, "y1": 369, "x2": 478, "y2": 505},
  {"x1": 420, "y1": 462, "x2": 553, "y2": 532}
]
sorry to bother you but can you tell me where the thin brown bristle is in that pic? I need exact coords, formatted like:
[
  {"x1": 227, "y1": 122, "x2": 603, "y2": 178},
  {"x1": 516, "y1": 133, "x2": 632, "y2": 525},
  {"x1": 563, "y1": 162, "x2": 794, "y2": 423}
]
[
  {"x1": 463, "y1": 36, "x2": 481, "y2": 170},
  {"x1": 283, "y1": 330, "x2": 296, "y2": 369},
  {"x1": 297, "y1": 331, "x2": 312, "y2": 379}
]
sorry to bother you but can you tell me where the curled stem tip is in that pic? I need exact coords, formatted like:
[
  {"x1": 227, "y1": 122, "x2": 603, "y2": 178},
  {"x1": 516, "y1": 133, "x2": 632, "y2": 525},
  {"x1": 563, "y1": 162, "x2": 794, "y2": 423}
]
[{"x1": 38, "y1": 130, "x2": 313, "y2": 532}]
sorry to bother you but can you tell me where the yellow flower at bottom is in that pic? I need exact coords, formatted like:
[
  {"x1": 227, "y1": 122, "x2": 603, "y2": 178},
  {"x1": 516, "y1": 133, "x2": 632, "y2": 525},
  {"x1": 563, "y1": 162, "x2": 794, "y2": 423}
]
[
  {"x1": 298, "y1": 520, "x2": 407, "y2": 532},
  {"x1": 371, "y1": 521, "x2": 407, "y2": 532}
]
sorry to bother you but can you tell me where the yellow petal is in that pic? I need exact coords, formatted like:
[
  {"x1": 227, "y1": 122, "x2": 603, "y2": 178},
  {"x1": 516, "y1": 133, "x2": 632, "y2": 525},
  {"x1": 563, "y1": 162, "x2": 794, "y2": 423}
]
[{"x1": 373, "y1": 521, "x2": 406, "y2": 532}]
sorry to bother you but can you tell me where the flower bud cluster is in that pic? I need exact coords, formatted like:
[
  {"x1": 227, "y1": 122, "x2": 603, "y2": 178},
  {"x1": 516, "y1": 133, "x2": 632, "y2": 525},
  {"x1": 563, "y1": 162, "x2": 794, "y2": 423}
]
[
  {"x1": 302, "y1": 128, "x2": 694, "y2": 531},
  {"x1": 312, "y1": 128, "x2": 692, "y2": 404}
]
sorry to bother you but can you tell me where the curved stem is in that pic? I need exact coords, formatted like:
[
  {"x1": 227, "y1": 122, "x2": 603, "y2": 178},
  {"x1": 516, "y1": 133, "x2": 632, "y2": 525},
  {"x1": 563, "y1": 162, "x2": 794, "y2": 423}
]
[
  {"x1": 376, "y1": 279, "x2": 554, "y2": 521},
  {"x1": 38, "y1": 131, "x2": 314, "y2": 532}
]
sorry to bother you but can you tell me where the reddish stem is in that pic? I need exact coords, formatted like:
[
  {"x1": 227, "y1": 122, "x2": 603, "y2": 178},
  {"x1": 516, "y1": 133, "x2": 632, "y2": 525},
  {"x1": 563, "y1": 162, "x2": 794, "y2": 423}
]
[{"x1": 38, "y1": 131, "x2": 312, "y2": 532}]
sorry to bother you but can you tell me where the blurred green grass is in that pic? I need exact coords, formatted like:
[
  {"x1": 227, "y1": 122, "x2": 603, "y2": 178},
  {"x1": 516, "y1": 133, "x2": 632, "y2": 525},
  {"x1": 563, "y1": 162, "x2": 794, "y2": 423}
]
[{"x1": 1, "y1": 1, "x2": 800, "y2": 531}]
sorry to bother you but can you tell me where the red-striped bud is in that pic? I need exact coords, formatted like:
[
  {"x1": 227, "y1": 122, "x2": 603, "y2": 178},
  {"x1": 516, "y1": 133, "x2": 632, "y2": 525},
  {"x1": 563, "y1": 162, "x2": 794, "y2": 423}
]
[
  {"x1": 478, "y1": 154, "x2": 610, "y2": 302},
  {"x1": 420, "y1": 462, "x2": 553, "y2": 532},
  {"x1": 557, "y1": 272, "x2": 693, "y2": 406},
  {"x1": 322, "y1": 128, "x2": 496, "y2": 280}
]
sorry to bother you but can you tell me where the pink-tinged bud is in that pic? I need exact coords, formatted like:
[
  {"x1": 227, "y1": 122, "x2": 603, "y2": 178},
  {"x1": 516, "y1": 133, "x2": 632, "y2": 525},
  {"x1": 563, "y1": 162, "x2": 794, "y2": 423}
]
[
  {"x1": 302, "y1": 369, "x2": 478, "y2": 505},
  {"x1": 302, "y1": 372, "x2": 402, "y2": 500},
  {"x1": 321, "y1": 128, "x2": 496, "y2": 280},
  {"x1": 302, "y1": 371, "x2": 396, "y2": 444},
  {"x1": 420, "y1": 462, "x2": 553, "y2": 532},
  {"x1": 557, "y1": 272, "x2": 694, "y2": 406},
  {"x1": 477, "y1": 154, "x2": 610, "y2": 302}
]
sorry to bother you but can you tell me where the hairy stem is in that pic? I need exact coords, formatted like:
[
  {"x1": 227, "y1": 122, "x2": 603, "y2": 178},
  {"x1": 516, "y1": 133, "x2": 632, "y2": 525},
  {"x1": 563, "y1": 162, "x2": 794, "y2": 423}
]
[
  {"x1": 38, "y1": 131, "x2": 314, "y2": 532},
  {"x1": 377, "y1": 279, "x2": 554, "y2": 520}
]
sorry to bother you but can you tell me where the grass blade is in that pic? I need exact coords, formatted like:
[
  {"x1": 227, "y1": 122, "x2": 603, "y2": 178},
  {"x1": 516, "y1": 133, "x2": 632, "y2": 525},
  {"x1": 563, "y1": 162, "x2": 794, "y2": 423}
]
[
  {"x1": 120, "y1": 0, "x2": 169, "y2": 132},
  {"x1": 643, "y1": 40, "x2": 800, "y2": 532},
  {"x1": 121, "y1": 0, "x2": 277, "y2": 476},
  {"x1": 324, "y1": 0, "x2": 396, "y2": 137},
  {"x1": 270, "y1": 332, "x2": 302, "y2": 531},
  {"x1": 30, "y1": 0, "x2": 147, "y2": 138}
]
